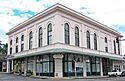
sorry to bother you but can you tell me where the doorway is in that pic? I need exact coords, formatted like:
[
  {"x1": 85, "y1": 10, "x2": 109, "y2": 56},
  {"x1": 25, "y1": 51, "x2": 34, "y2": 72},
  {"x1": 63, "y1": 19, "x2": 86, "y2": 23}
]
[{"x1": 102, "y1": 58, "x2": 112, "y2": 75}]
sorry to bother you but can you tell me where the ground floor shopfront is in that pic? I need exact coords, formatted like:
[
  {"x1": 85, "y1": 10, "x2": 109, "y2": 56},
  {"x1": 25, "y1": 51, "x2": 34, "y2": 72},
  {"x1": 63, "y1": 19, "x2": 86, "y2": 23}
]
[{"x1": 7, "y1": 53, "x2": 124, "y2": 77}]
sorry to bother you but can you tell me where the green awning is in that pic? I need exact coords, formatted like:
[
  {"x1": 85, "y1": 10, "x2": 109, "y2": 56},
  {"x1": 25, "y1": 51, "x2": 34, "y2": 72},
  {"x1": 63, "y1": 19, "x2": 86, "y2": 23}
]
[{"x1": 10, "y1": 48, "x2": 124, "y2": 61}]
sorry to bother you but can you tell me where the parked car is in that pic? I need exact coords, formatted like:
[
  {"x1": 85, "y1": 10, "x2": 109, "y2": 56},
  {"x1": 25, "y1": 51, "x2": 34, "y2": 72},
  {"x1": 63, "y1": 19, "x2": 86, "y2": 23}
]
[
  {"x1": 108, "y1": 70, "x2": 122, "y2": 77},
  {"x1": 121, "y1": 71, "x2": 125, "y2": 76}
]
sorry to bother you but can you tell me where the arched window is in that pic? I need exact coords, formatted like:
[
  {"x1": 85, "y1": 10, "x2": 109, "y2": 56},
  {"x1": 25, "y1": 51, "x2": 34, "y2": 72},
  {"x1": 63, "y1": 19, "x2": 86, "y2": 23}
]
[
  {"x1": 16, "y1": 37, "x2": 18, "y2": 53},
  {"x1": 21, "y1": 35, "x2": 24, "y2": 41},
  {"x1": 21, "y1": 35, "x2": 24, "y2": 51},
  {"x1": 64, "y1": 23, "x2": 70, "y2": 44},
  {"x1": 16, "y1": 37, "x2": 18, "y2": 43},
  {"x1": 116, "y1": 38, "x2": 120, "y2": 54},
  {"x1": 75, "y1": 26, "x2": 79, "y2": 46},
  {"x1": 86, "y1": 31, "x2": 90, "y2": 48},
  {"x1": 105, "y1": 37, "x2": 107, "y2": 43},
  {"x1": 47, "y1": 23, "x2": 52, "y2": 45},
  {"x1": 94, "y1": 33, "x2": 97, "y2": 50},
  {"x1": 10, "y1": 40, "x2": 12, "y2": 45},
  {"x1": 10, "y1": 40, "x2": 12, "y2": 54},
  {"x1": 29, "y1": 31, "x2": 33, "y2": 49},
  {"x1": 39, "y1": 27, "x2": 42, "y2": 47},
  {"x1": 113, "y1": 40, "x2": 116, "y2": 54}
]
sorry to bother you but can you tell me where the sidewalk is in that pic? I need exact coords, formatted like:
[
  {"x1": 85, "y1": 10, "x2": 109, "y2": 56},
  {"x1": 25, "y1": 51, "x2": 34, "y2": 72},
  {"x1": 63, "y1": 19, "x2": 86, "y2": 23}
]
[
  {"x1": 0, "y1": 72, "x2": 109, "y2": 80},
  {"x1": 32, "y1": 75, "x2": 109, "y2": 80}
]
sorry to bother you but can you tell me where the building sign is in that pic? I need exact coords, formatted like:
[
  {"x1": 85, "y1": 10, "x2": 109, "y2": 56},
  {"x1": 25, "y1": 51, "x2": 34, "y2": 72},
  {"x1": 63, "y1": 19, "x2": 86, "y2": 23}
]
[{"x1": 53, "y1": 54, "x2": 63, "y2": 58}]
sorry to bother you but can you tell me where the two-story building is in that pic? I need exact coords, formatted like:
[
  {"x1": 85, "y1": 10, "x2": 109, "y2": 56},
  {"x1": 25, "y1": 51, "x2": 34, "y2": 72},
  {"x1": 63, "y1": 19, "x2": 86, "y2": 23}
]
[{"x1": 6, "y1": 3, "x2": 125, "y2": 78}]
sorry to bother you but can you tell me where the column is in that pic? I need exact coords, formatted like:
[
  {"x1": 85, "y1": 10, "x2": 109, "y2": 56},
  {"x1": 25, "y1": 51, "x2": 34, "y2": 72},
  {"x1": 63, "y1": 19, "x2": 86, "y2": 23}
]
[
  {"x1": 83, "y1": 56, "x2": 87, "y2": 77},
  {"x1": 24, "y1": 58, "x2": 27, "y2": 76},
  {"x1": 33, "y1": 56, "x2": 36, "y2": 76},
  {"x1": 11, "y1": 60, "x2": 14, "y2": 71},
  {"x1": 100, "y1": 58, "x2": 103, "y2": 76},
  {"x1": 7, "y1": 60, "x2": 10, "y2": 73},
  {"x1": 53, "y1": 54, "x2": 63, "y2": 78}
]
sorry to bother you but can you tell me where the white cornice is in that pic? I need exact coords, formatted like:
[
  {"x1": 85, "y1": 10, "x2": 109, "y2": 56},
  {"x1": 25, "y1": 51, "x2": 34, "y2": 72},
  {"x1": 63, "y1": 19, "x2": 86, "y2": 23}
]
[{"x1": 7, "y1": 3, "x2": 122, "y2": 37}]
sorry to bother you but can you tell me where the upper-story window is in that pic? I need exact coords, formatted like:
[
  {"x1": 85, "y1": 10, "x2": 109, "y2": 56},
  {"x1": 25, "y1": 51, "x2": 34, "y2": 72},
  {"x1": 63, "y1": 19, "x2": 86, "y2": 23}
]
[
  {"x1": 16, "y1": 37, "x2": 18, "y2": 43},
  {"x1": 75, "y1": 26, "x2": 79, "y2": 46},
  {"x1": 116, "y1": 37, "x2": 120, "y2": 55},
  {"x1": 94, "y1": 33, "x2": 97, "y2": 50},
  {"x1": 86, "y1": 31, "x2": 90, "y2": 48},
  {"x1": 10, "y1": 40, "x2": 12, "y2": 54},
  {"x1": 10, "y1": 40, "x2": 12, "y2": 45},
  {"x1": 39, "y1": 27, "x2": 42, "y2": 47},
  {"x1": 29, "y1": 31, "x2": 33, "y2": 49},
  {"x1": 21, "y1": 35, "x2": 24, "y2": 51},
  {"x1": 21, "y1": 35, "x2": 24, "y2": 41},
  {"x1": 105, "y1": 47, "x2": 108, "y2": 52},
  {"x1": 64, "y1": 23, "x2": 70, "y2": 44},
  {"x1": 113, "y1": 40, "x2": 116, "y2": 54},
  {"x1": 16, "y1": 37, "x2": 18, "y2": 53},
  {"x1": 10, "y1": 47, "x2": 12, "y2": 54},
  {"x1": 47, "y1": 23, "x2": 52, "y2": 45},
  {"x1": 105, "y1": 37, "x2": 107, "y2": 43}
]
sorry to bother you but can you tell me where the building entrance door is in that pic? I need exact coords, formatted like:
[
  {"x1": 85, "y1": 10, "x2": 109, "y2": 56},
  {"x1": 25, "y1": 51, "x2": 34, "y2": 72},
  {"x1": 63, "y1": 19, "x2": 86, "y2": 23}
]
[
  {"x1": 75, "y1": 62, "x2": 83, "y2": 77},
  {"x1": 102, "y1": 58, "x2": 112, "y2": 75}
]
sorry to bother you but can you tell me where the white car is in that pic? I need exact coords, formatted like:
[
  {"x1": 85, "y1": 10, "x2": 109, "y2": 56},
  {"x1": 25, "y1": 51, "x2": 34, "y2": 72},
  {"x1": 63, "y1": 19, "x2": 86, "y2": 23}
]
[{"x1": 108, "y1": 70, "x2": 122, "y2": 77}]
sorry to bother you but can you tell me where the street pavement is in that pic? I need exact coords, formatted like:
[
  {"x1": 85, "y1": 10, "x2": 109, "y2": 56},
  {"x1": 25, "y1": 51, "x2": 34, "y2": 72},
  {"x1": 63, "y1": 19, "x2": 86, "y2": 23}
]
[{"x1": 0, "y1": 73, "x2": 125, "y2": 81}]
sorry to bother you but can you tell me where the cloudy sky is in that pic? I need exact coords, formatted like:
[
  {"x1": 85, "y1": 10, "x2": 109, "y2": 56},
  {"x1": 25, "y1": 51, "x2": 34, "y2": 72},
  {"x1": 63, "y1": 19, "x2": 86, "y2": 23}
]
[{"x1": 0, "y1": 0, "x2": 125, "y2": 54}]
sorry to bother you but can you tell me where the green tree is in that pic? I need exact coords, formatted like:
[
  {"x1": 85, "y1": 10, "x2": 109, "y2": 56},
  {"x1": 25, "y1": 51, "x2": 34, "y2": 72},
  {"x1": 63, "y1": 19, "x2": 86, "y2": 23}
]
[{"x1": 0, "y1": 43, "x2": 8, "y2": 55}]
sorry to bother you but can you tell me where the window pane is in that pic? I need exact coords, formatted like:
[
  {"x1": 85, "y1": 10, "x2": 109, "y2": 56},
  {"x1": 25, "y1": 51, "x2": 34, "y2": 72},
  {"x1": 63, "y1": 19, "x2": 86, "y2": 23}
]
[
  {"x1": 86, "y1": 63, "x2": 90, "y2": 72},
  {"x1": 96, "y1": 64, "x2": 100, "y2": 72},
  {"x1": 50, "y1": 62, "x2": 53, "y2": 72},
  {"x1": 94, "y1": 33, "x2": 97, "y2": 50},
  {"x1": 65, "y1": 23, "x2": 70, "y2": 44},
  {"x1": 75, "y1": 27, "x2": 79, "y2": 46},
  {"x1": 86, "y1": 31, "x2": 90, "y2": 48},
  {"x1": 64, "y1": 62, "x2": 68, "y2": 72},
  {"x1": 36, "y1": 63, "x2": 42, "y2": 73},
  {"x1": 16, "y1": 37, "x2": 18, "y2": 43},
  {"x1": 92, "y1": 64, "x2": 96, "y2": 72},
  {"x1": 68, "y1": 62, "x2": 73, "y2": 72},
  {"x1": 10, "y1": 40, "x2": 12, "y2": 45},
  {"x1": 43, "y1": 55, "x2": 49, "y2": 61},
  {"x1": 43, "y1": 62, "x2": 49, "y2": 73},
  {"x1": 29, "y1": 31, "x2": 33, "y2": 49},
  {"x1": 21, "y1": 44, "x2": 24, "y2": 51},
  {"x1": 47, "y1": 23, "x2": 52, "y2": 45},
  {"x1": 27, "y1": 62, "x2": 33, "y2": 72},
  {"x1": 21, "y1": 35, "x2": 24, "y2": 41},
  {"x1": 39, "y1": 27, "x2": 42, "y2": 47}
]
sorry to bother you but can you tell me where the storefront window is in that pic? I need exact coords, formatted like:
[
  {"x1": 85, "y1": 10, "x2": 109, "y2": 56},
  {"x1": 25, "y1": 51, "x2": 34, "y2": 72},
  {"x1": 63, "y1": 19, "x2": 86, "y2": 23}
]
[
  {"x1": 36, "y1": 54, "x2": 54, "y2": 77},
  {"x1": 27, "y1": 62, "x2": 33, "y2": 72},
  {"x1": 13, "y1": 59, "x2": 25, "y2": 74},
  {"x1": 86, "y1": 56, "x2": 100, "y2": 76},
  {"x1": 63, "y1": 54, "x2": 83, "y2": 77},
  {"x1": 27, "y1": 57, "x2": 34, "y2": 73},
  {"x1": 21, "y1": 59, "x2": 25, "y2": 74}
]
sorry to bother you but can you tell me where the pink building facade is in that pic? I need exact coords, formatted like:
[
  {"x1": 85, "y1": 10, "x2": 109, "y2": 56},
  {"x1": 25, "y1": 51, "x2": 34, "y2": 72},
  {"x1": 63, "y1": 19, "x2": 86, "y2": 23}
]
[{"x1": 7, "y1": 3, "x2": 125, "y2": 78}]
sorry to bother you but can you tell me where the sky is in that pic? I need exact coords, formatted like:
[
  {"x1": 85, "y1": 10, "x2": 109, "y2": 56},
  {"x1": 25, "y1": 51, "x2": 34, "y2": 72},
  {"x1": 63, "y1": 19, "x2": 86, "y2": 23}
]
[{"x1": 0, "y1": 0, "x2": 125, "y2": 54}]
